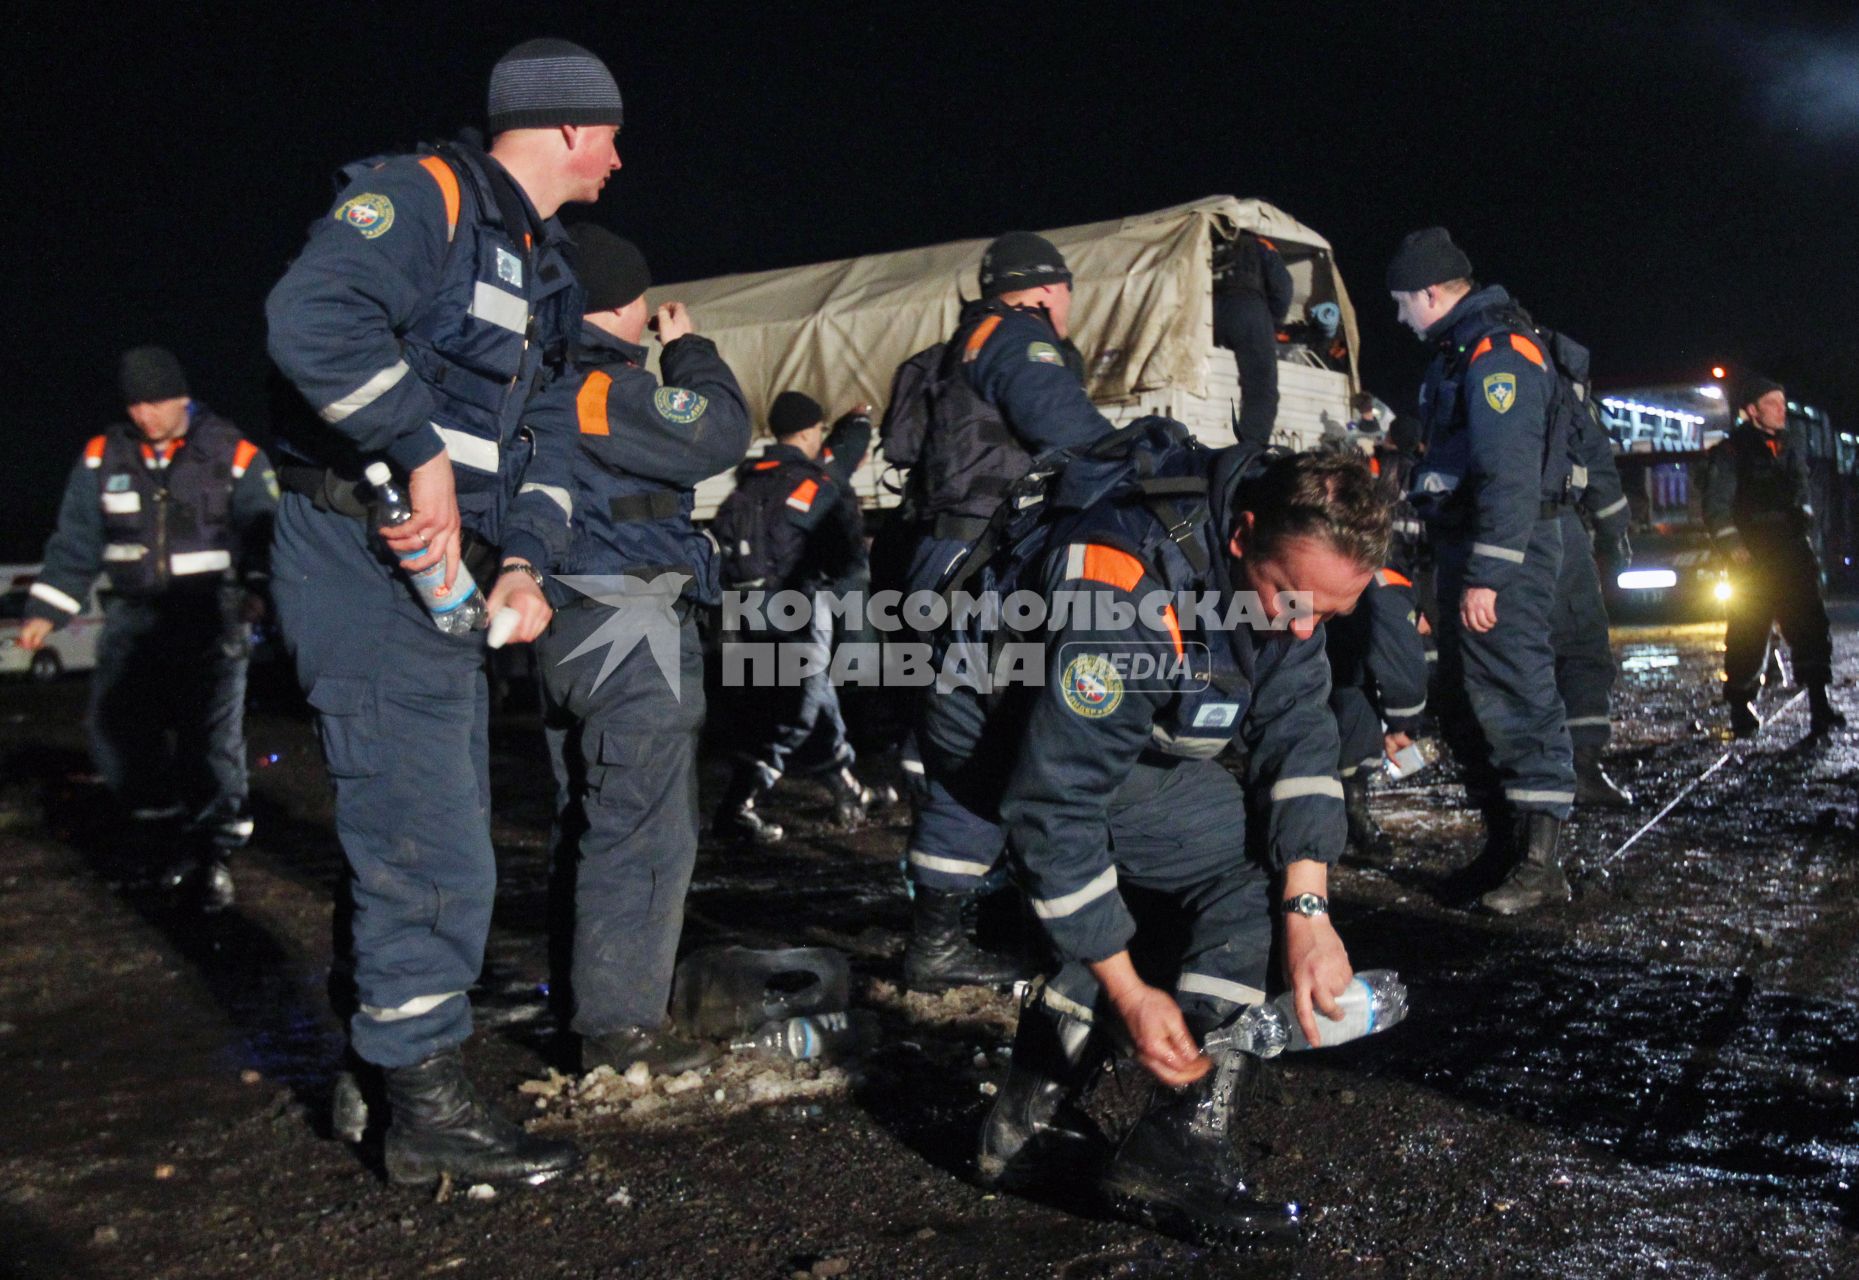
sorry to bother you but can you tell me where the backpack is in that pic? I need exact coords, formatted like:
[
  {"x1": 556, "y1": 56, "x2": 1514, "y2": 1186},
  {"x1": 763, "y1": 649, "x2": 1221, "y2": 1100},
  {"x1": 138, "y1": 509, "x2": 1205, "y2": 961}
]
[
  {"x1": 941, "y1": 416, "x2": 1218, "y2": 622},
  {"x1": 712, "y1": 461, "x2": 810, "y2": 591},
  {"x1": 876, "y1": 343, "x2": 943, "y2": 477}
]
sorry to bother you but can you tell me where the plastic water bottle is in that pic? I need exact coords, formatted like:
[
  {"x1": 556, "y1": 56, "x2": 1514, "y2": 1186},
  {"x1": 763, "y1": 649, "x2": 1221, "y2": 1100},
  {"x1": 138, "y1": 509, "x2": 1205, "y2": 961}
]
[
  {"x1": 730, "y1": 1010, "x2": 877, "y2": 1061},
  {"x1": 1203, "y1": 970, "x2": 1409, "y2": 1059},
  {"x1": 365, "y1": 462, "x2": 486, "y2": 635}
]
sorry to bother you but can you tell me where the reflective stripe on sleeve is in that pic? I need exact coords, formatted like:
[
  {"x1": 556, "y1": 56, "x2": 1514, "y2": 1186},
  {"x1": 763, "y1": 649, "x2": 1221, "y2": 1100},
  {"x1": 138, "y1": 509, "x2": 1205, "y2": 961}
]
[
  {"x1": 1471, "y1": 542, "x2": 1527, "y2": 565},
  {"x1": 518, "y1": 481, "x2": 572, "y2": 520},
  {"x1": 469, "y1": 282, "x2": 529, "y2": 335},
  {"x1": 320, "y1": 360, "x2": 410, "y2": 424},
  {"x1": 1177, "y1": 973, "x2": 1266, "y2": 1007},
  {"x1": 1039, "y1": 984, "x2": 1096, "y2": 1023},
  {"x1": 907, "y1": 850, "x2": 996, "y2": 879},
  {"x1": 1564, "y1": 716, "x2": 1611, "y2": 729},
  {"x1": 1269, "y1": 776, "x2": 1344, "y2": 803},
  {"x1": 434, "y1": 425, "x2": 500, "y2": 473},
  {"x1": 1385, "y1": 701, "x2": 1426, "y2": 718},
  {"x1": 359, "y1": 992, "x2": 466, "y2": 1024},
  {"x1": 1030, "y1": 866, "x2": 1119, "y2": 920},
  {"x1": 28, "y1": 581, "x2": 82, "y2": 614},
  {"x1": 103, "y1": 543, "x2": 148, "y2": 562},
  {"x1": 171, "y1": 550, "x2": 233, "y2": 576},
  {"x1": 1594, "y1": 496, "x2": 1628, "y2": 520},
  {"x1": 1713, "y1": 525, "x2": 1738, "y2": 541}
]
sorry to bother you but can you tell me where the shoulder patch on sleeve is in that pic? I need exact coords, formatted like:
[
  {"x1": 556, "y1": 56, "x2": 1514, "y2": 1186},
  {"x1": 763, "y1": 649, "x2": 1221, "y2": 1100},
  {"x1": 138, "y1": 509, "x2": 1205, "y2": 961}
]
[
  {"x1": 1060, "y1": 652, "x2": 1125, "y2": 719},
  {"x1": 1482, "y1": 371, "x2": 1518, "y2": 414},
  {"x1": 653, "y1": 387, "x2": 708, "y2": 423},
  {"x1": 334, "y1": 192, "x2": 396, "y2": 239},
  {"x1": 1026, "y1": 340, "x2": 1063, "y2": 365}
]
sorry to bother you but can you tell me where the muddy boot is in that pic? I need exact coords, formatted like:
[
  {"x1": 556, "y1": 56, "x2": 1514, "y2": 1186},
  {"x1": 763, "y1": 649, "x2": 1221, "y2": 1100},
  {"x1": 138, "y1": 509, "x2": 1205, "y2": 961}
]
[
  {"x1": 714, "y1": 765, "x2": 784, "y2": 847},
  {"x1": 581, "y1": 1024, "x2": 719, "y2": 1075},
  {"x1": 977, "y1": 984, "x2": 1109, "y2": 1188},
  {"x1": 1808, "y1": 685, "x2": 1846, "y2": 735},
  {"x1": 162, "y1": 854, "x2": 236, "y2": 913},
  {"x1": 1573, "y1": 746, "x2": 1633, "y2": 808},
  {"x1": 1478, "y1": 812, "x2": 1570, "y2": 916},
  {"x1": 903, "y1": 888, "x2": 1034, "y2": 992},
  {"x1": 382, "y1": 1047, "x2": 581, "y2": 1186},
  {"x1": 1728, "y1": 699, "x2": 1761, "y2": 740},
  {"x1": 1342, "y1": 773, "x2": 1392, "y2": 858},
  {"x1": 826, "y1": 765, "x2": 872, "y2": 829},
  {"x1": 1100, "y1": 1052, "x2": 1300, "y2": 1243},
  {"x1": 1444, "y1": 803, "x2": 1514, "y2": 902}
]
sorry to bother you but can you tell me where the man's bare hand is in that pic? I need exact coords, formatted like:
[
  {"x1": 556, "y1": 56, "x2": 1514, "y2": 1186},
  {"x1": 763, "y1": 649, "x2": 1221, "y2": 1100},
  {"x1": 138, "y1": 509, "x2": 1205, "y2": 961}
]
[
  {"x1": 16, "y1": 618, "x2": 53, "y2": 651},
  {"x1": 1112, "y1": 983, "x2": 1210, "y2": 1086},
  {"x1": 485, "y1": 564, "x2": 552, "y2": 645},
  {"x1": 1460, "y1": 585, "x2": 1499, "y2": 633},
  {"x1": 654, "y1": 302, "x2": 693, "y2": 344},
  {"x1": 1384, "y1": 731, "x2": 1413, "y2": 761},
  {"x1": 380, "y1": 453, "x2": 462, "y2": 592},
  {"x1": 1283, "y1": 913, "x2": 1354, "y2": 1047}
]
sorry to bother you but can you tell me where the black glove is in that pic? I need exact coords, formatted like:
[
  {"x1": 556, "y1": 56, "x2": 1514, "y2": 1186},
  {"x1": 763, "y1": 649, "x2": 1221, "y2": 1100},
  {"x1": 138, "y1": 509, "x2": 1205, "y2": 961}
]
[{"x1": 1603, "y1": 531, "x2": 1631, "y2": 568}]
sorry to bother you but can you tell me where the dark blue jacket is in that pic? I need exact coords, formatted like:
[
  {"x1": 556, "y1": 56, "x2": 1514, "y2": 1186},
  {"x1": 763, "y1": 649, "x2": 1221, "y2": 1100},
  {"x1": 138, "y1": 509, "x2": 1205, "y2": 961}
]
[
  {"x1": 1704, "y1": 422, "x2": 1815, "y2": 558},
  {"x1": 996, "y1": 448, "x2": 1345, "y2": 965},
  {"x1": 265, "y1": 140, "x2": 578, "y2": 571},
  {"x1": 27, "y1": 406, "x2": 276, "y2": 626},
  {"x1": 535, "y1": 325, "x2": 751, "y2": 606},
  {"x1": 1326, "y1": 570, "x2": 1428, "y2": 736},
  {"x1": 1411, "y1": 284, "x2": 1568, "y2": 592},
  {"x1": 716, "y1": 414, "x2": 870, "y2": 596}
]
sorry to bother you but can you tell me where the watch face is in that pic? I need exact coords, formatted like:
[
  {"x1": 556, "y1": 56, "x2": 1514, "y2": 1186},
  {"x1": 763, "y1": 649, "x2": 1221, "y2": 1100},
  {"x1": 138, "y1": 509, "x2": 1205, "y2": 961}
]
[{"x1": 1285, "y1": 893, "x2": 1328, "y2": 916}]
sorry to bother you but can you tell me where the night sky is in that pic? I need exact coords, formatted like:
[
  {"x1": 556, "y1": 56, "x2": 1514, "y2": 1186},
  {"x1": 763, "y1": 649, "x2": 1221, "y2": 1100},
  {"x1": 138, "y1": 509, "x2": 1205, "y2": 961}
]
[{"x1": 8, "y1": 1, "x2": 1857, "y2": 560}]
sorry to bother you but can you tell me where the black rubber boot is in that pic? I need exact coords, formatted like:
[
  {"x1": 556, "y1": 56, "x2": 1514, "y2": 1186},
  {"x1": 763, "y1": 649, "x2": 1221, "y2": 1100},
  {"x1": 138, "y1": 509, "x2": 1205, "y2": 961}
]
[
  {"x1": 1100, "y1": 1052, "x2": 1300, "y2": 1243},
  {"x1": 162, "y1": 854, "x2": 236, "y2": 913},
  {"x1": 1729, "y1": 699, "x2": 1762, "y2": 739},
  {"x1": 826, "y1": 765, "x2": 873, "y2": 829},
  {"x1": 1479, "y1": 811, "x2": 1571, "y2": 916},
  {"x1": 903, "y1": 888, "x2": 1034, "y2": 992},
  {"x1": 382, "y1": 1047, "x2": 582, "y2": 1186},
  {"x1": 1444, "y1": 802, "x2": 1515, "y2": 902},
  {"x1": 714, "y1": 765, "x2": 784, "y2": 847},
  {"x1": 1573, "y1": 745, "x2": 1634, "y2": 808},
  {"x1": 1808, "y1": 685, "x2": 1846, "y2": 735},
  {"x1": 581, "y1": 1024, "x2": 719, "y2": 1075},
  {"x1": 977, "y1": 983, "x2": 1109, "y2": 1188},
  {"x1": 1342, "y1": 773, "x2": 1392, "y2": 858}
]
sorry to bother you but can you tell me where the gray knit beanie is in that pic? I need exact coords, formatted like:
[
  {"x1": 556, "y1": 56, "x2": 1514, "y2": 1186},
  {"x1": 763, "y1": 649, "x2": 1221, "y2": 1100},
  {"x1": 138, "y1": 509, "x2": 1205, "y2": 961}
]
[{"x1": 487, "y1": 38, "x2": 623, "y2": 134}]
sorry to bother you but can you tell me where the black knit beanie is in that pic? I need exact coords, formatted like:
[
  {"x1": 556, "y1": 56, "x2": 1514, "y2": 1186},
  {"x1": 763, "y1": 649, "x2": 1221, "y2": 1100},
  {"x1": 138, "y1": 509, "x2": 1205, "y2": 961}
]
[
  {"x1": 1736, "y1": 374, "x2": 1785, "y2": 412},
  {"x1": 1386, "y1": 227, "x2": 1474, "y2": 292},
  {"x1": 769, "y1": 391, "x2": 824, "y2": 438},
  {"x1": 118, "y1": 346, "x2": 189, "y2": 405},
  {"x1": 487, "y1": 38, "x2": 624, "y2": 133},
  {"x1": 571, "y1": 225, "x2": 651, "y2": 311},
  {"x1": 979, "y1": 232, "x2": 1072, "y2": 298}
]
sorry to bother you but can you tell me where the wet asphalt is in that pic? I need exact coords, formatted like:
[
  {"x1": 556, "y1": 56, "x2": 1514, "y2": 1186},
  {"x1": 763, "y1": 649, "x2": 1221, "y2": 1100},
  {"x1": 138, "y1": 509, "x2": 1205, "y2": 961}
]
[{"x1": 0, "y1": 610, "x2": 1854, "y2": 1279}]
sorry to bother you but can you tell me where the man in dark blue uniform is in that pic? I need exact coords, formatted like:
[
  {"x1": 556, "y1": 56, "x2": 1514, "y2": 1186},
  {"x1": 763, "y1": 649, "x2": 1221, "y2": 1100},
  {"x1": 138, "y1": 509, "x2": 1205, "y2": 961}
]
[
  {"x1": 265, "y1": 38, "x2": 621, "y2": 1185},
  {"x1": 528, "y1": 227, "x2": 751, "y2": 1074},
  {"x1": 1390, "y1": 228, "x2": 1576, "y2": 916},
  {"x1": 1705, "y1": 375, "x2": 1843, "y2": 738},
  {"x1": 714, "y1": 392, "x2": 878, "y2": 842},
  {"x1": 894, "y1": 232, "x2": 1116, "y2": 991},
  {"x1": 20, "y1": 346, "x2": 275, "y2": 910},
  {"x1": 1213, "y1": 230, "x2": 1295, "y2": 447},
  {"x1": 1556, "y1": 388, "x2": 1634, "y2": 805},
  {"x1": 972, "y1": 444, "x2": 1384, "y2": 1241},
  {"x1": 1327, "y1": 563, "x2": 1428, "y2": 857}
]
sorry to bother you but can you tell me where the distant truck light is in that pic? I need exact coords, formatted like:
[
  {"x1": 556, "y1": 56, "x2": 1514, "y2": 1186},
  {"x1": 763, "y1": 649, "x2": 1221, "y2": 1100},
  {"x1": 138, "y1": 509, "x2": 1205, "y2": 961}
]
[
  {"x1": 1617, "y1": 569, "x2": 1679, "y2": 590},
  {"x1": 1713, "y1": 579, "x2": 1733, "y2": 602}
]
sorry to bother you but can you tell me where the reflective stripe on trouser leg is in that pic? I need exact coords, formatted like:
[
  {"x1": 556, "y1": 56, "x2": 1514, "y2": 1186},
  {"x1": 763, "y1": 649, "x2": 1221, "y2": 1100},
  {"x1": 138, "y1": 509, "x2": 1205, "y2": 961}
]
[
  {"x1": 906, "y1": 681, "x2": 1008, "y2": 892},
  {"x1": 1454, "y1": 518, "x2": 1574, "y2": 819},
  {"x1": 539, "y1": 607, "x2": 705, "y2": 1035},
  {"x1": 270, "y1": 493, "x2": 494, "y2": 1070}
]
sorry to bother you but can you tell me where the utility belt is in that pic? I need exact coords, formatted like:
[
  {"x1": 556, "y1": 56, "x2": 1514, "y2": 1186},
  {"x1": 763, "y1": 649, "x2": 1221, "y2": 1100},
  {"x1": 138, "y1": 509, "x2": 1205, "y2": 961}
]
[{"x1": 278, "y1": 462, "x2": 502, "y2": 585}]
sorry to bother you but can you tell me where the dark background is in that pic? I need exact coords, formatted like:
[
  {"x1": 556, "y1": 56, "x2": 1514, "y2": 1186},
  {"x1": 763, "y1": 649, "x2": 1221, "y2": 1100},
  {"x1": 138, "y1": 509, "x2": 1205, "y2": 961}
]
[{"x1": 7, "y1": 1, "x2": 1856, "y2": 560}]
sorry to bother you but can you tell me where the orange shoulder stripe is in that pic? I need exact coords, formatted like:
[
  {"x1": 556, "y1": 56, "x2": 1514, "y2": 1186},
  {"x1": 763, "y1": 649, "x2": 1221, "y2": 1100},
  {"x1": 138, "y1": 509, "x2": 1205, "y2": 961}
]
[
  {"x1": 83, "y1": 435, "x2": 107, "y2": 465},
  {"x1": 963, "y1": 314, "x2": 1004, "y2": 362},
  {"x1": 753, "y1": 459, "x2": 782, "y2": 471},
  {"x1": 232, "y1": 440, "x2": 260, "y2": 475},
  {"x1": 1508, "y1": 332, "x2": 1546, "y2": 368},
  {"x1": 1068, "y1": 544, "x2": 1182, "y2": 657},
  {"x1": 1467, "y1": 336, "x2": 1494, "y2": 363},
  {"x1": 1376, "y1": 567, "x2": 1413, "y2": 588},
  {"x1": 417, "y1": 155, "x2": 462, "y2": 241},
  {"x1": 576, "y1": 370, "x2": 612, "y2": 435}
]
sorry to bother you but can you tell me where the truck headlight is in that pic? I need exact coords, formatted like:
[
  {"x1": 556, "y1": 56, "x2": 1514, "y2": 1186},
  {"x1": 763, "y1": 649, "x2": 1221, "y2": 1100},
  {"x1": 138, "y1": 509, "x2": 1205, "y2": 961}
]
[
  {"x1": 1713, "y1": 579, "x2": 1733, "y2": 602},
  {"x1": 1617, "y1": 569, "x2": 1678, "y2": 590}
]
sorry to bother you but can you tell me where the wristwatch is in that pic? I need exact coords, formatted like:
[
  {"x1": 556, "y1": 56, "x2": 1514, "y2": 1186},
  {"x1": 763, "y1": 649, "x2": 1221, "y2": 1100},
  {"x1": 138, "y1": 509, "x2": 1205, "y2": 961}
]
[
  {"x1": 1281, "y1": 893, "x2": 1330, "y2": 918},
  {"x1": 500, "y1": 560, "x2": 545, "y2": 591}
]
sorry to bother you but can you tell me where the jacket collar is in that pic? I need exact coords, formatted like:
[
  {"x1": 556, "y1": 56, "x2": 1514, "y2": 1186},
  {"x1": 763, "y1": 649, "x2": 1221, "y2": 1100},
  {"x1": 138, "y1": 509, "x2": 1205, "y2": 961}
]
[
  {"x1": 1426, "y1": 283, "x2": 1515, "y2": 348},
  {"x1": 578, "y1": 323, "x2": 647, "y2": 368}
]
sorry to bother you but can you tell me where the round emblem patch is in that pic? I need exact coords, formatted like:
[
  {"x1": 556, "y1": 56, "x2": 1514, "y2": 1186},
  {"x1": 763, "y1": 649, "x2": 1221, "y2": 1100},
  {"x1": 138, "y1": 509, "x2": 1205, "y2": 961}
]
[
  {"x1": 654, "y1": 387, "x2": 709, "y2": 423},
  {"x1": 335, "y1": 193, "x2": 396, "y2": 239},
  {"x1": 1060, "y1": 653, "x2": 1124, "y2": 719},
  {"x1": 1026, "y1": 340, "x2": 1063, "y2": 366}
]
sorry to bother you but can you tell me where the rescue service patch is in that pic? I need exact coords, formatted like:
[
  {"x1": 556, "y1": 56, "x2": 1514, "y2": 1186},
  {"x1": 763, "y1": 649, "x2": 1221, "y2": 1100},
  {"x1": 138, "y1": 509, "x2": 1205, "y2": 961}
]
[
  {"x1": 1483, "y1": 372, "x2": 1517, "y2": 414},
  {"x1": 105, "y1": 474, "x2": 132, "y2": 492},
  {"x1": 1060, "y1": 653, "x2": 1124, "y2": 720},
  {"x1": 1027, "y1": 341, "x2": 1064, "y2": 366},
  {"x1": 335, "y1": 193, "x2": 395, "y2": 239},
  {"x1": 654, "y1": 387, "x2": 708, "y2": 423},
  {"x1": 496, "y1": 247, "x2": 523, "y2": 287},
  {"x1": 1191, "y1": 702, "x2": 1239, "y2": 729}
]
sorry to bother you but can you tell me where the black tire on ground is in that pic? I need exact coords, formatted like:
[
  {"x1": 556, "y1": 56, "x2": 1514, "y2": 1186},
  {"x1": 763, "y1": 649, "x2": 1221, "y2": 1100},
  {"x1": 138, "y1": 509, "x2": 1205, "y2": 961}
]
[{"x1": 28, "y1": 650, "x2": 62, "y2": 682}]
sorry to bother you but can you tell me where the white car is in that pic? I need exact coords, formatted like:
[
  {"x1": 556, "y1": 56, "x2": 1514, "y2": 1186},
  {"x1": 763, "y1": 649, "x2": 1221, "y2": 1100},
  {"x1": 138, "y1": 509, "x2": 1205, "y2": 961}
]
[{"x1": 0, "y1": 567, "x2": 105, "y2": 680}]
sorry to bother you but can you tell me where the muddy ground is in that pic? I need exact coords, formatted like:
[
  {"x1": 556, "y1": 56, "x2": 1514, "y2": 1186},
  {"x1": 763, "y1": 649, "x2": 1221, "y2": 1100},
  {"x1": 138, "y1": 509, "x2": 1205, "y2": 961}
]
[{"x1": 1, "y1": 613, "x2": 1855, "y2": 1279}]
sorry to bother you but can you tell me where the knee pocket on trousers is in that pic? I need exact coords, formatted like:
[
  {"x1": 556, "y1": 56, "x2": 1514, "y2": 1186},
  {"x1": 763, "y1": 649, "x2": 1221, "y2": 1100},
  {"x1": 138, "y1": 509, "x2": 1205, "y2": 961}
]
[{"x1": 308, "y1": 675, "x2": 379, "y2": 778}]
